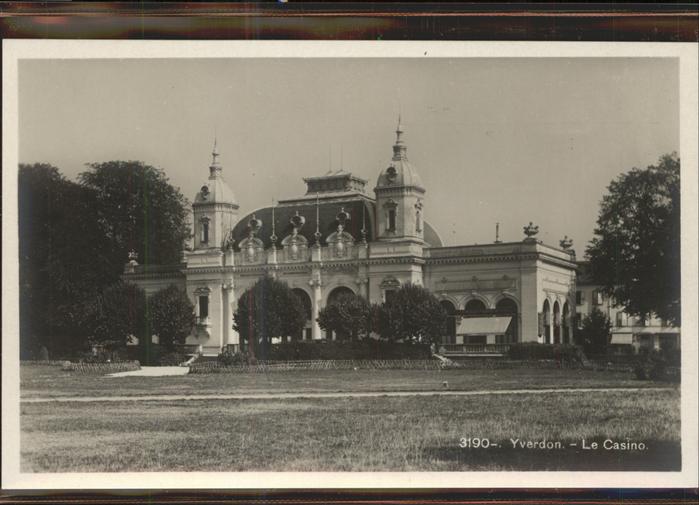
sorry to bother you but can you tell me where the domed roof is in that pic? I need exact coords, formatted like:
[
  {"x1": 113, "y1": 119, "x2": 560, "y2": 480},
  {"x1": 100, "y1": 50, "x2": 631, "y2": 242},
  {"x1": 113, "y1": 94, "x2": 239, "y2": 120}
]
[
  {"x1": 193, "y1": 141, "x2": 238, "y2": 207},
  {"x1": 375, "y1": 118, "x2": 424, "y2": 191},
  {"x1": 194, "y1": 175, "x2": 237, "y2": 206}
]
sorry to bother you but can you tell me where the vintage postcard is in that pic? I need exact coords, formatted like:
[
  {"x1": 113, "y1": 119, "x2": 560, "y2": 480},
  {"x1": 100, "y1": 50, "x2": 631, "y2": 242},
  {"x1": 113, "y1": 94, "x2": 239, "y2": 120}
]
[{"x1": 2, "y1": 40, "x2": 697, "y2": 490}]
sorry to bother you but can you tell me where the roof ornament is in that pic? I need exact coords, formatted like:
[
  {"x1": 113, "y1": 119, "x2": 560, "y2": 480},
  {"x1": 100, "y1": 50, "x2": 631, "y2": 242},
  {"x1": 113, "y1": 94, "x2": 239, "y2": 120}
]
[
  {"x1": 495, "y1": 222, "x2": 501, "y2": 244},
  {"x1": 248, "y1": 214, "x2": 262, "y2": 238},
  {"x1": 336, "y1": 207, "x2": 350, "y2": 233},
  {"x1": 523, "y1": 222, "x2": 540, "y2": 242},
  {"x1": 361, "y1": 205, "x2": 367, "y2": 244},
  {"x1": 290, "y1": 211, "x2": 306, "y2": 236},
  {"x1": 560, "y1": 235, "x2": 573, "y2": 250},
  {"x1": 314, "y1": 193, "x2": 322, "y2": 246},
  {"x1": 270, "y1": 201, "x2": 278, "y2": 247}
]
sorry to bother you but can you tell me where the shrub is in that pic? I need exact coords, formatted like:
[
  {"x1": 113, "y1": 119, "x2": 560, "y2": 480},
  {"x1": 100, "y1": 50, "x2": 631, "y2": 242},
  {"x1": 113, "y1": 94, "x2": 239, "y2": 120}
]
[
  {"x1": 317, "y1": 293, "x2": 373, "y2": 341},
  {"x1": 508, "y1": 343, "x2": 585, "y2": 366},
  {"x1": 634, "y1": 348, "x2": 679, "y2": 382},
  {"x1": 265, "y1": 340, "x2": 431, "y2": 361},
  {"x1": 217, "y1": 349, "x2": 246, "y2": 366},
  {"x1": 92, "y1": 281, "x2": 148, "y2": 350},
  {"x1": 375, "y1": 283, "x2": 446, "y2": 345},
  {"x1": 575, "y1": 308, "x2": 612, "y2": 356},
  {"x1": 148, "y1": 285, "x2": 195, "y2": 351},
  {"x1": 159, "y1": 351, "x2": 188, "y2": 366},
  {"x1": 233, "y1": 276, "x2": 306, "y2": 360}
]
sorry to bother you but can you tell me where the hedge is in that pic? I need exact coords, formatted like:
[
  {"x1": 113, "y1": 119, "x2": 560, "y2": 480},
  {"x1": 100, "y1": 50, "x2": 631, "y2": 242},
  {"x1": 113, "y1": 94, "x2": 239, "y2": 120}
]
[
  {"x1": 190, "y1": 359, "x2": 443, "y2": 374},
  {"x1": 263, "y1": 340, "x2": 431, "y2": 361},
  {"x1": 61, "y1": 361, "x2": 141, "y2": 374},
  {"x1": 20, "y1": 360, "x2": 67, "y2": 366},
  {"x1": 507, "y1": 343, "x2": 586, "y2": 363}
]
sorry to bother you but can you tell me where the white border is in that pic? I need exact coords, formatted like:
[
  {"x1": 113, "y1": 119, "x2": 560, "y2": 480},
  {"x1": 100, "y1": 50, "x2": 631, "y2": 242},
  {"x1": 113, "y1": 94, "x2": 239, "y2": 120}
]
[{"x1": 3, "y1": 40, "x2": 698, "y2": 490}]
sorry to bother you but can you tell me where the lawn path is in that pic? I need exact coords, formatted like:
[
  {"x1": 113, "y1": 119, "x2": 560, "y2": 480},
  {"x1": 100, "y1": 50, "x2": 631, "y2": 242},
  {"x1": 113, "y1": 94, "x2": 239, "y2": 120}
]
[{"x1": 21, "y1": 386, "x2": 673, "y2": 403}]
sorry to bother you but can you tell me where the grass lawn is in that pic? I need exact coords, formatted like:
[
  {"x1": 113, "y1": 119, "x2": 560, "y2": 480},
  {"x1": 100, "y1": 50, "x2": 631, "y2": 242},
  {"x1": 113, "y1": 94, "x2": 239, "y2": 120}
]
[
  {"x1": 21, "y1": 365, "x2": 664, "y2": 399},
  {"x1": 21, "y1": 389, "x2": 680, "y2": 472}
]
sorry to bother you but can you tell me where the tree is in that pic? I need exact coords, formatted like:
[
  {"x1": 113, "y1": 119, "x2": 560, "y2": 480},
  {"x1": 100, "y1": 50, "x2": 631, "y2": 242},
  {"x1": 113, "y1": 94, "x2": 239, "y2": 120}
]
[
  {"x1": 92, "y1": 282, "x2": 148, "y2": 350},
  {"x1": 18, "y1": 163, "x2": 113, "y2": 356},
  {"x1": 575, "y1": 308, "x2": 612, "y2": 356},
  {"x1": 233, "y1": 277, "x2": 306, "y2": 360},
  {"x1": 79, "y1": 161, "x2": 190, "y2": 270},
  {"x1": 317, "y1": 292, "x2": 373, "y2": 341},
  {"x1": 148, "y1": 285, "x2": 196, "y2": 350},
  {"x1": 586, "y1": 153, "x2": 680, "y2": 326},
  {"x1": 376, "y1": 283, "x2": 446, "y2": 344}
]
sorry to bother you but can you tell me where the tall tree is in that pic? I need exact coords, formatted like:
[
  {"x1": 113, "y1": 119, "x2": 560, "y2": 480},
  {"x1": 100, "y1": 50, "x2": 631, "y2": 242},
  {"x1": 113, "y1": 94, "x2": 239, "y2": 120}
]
[
  {"x1": 148, "y1": 285, "x2": 195, "y2": 350},
  {"x1": 233, "y1": 277, "x2": 306, "y2": 360},
  {"x1": 79, "y1": 161, "x2": 190, "y2": 270},
  {"x1": 317, "y1": 292, "x2": 373, "y2": 341},
  {"x1": 18, "y1": 163, "x2": 112, "y2": 356},
  {"x1": 376, "y1": 283, "x2": 446, "y2": 345},
  {"x1": 586, "y1": 153, "x2": 681, "y2": 325},
  {"x1": 575, "y1": 308, "x2": 612, "y2": 356}
]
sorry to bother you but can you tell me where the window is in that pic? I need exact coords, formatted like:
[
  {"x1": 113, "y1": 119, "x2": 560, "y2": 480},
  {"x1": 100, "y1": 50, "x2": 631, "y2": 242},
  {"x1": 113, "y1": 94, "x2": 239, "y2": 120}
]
[
  {"x1": 200, "y1": 217, "x2": 210, "y2": 244},
  {"x1": 575, "y1": 291, "x2": 585, "y2": 305},
  {"x1": 385, "y1": 289, "x2": 396, "y2": 302},
  {"x1": 575, "y1": 313, "x2": 583, "y2": 329},
  {"x1": 388, "y1": 209, "x2": 396, "y2": 231},
  {"x1": 415, "y1": 210, "x2": 422, "y2": 233},
  {"x1": 198, "y1": 295, "x2": 209, "y2": 319},
  {"x1": 615, "y1": 312, "x2": 625, "y2": 327},
  {"x1": 592, "y1": 290, "x2": 603, "y2": 305}
]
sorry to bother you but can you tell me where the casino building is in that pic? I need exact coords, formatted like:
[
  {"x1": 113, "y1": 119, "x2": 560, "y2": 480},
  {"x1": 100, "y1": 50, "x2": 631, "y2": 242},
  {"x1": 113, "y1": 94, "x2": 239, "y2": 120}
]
[{"x1": 124, "y1": 120, "x2": 578, "y2": 356}]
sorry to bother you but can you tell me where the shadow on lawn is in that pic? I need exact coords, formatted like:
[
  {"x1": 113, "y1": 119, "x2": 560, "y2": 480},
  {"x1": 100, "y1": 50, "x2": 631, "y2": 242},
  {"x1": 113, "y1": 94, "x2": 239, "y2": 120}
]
[{"x1": 425, "y1": 438, "x2": 681, "y2": 471}]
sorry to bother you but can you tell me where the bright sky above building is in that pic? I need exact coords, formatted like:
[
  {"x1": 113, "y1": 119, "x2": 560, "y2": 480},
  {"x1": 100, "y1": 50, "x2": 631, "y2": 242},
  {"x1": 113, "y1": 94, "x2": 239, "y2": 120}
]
[{"x1": 18, "y1": 57, "x2": 678, "y2": 250}]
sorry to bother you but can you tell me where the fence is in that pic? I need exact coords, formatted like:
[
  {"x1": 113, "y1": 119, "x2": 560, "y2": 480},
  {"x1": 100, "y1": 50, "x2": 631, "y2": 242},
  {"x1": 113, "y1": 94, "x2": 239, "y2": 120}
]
[
  {"x1": 439, "y1": 344, "x2": 511, "y2": 355},
  {"x1": 61, "y1": 361, "x2": 141, "y2": 374},
  {"x1": 190, "y1": 359, "x2": 445, "y2": 374}
]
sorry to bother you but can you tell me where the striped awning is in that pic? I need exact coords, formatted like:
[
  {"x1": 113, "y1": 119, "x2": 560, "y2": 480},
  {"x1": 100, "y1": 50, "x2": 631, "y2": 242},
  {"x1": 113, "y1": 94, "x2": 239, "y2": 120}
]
[{"x1": 457, "y1": 316, "x2": 512, "y2": 336}]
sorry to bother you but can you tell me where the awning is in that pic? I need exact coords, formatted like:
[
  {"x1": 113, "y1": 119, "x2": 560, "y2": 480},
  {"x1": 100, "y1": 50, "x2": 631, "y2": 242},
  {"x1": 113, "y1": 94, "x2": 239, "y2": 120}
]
[
  {"x1": 611, "y1": 333, "x2": 633, "y2": 345},
  {"x1": 457, "y1": 316, "x2": 511, "y2": 336}
]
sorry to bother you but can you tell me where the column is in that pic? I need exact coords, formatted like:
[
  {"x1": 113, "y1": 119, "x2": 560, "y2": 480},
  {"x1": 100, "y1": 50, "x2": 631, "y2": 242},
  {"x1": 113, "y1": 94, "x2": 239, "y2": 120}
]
[
  {"x1": 309, "y1": 276, "x2": 322, "y2": 340},
  {"x1": 222, "y1": 280, "x2": 233, "y2": 348}
]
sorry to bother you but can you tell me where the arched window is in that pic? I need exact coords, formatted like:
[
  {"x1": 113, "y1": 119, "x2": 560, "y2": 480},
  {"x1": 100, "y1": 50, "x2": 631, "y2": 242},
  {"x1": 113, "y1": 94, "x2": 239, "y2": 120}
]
[
  {"x1": 464, "y1": 299, "x2": 487, "y2": 315},
  {"x1": 553, "y1": 301, "x2": 561, "y2": 344},
  {"x1": 388, "y1": 209, "x2": 396, "y2": 231},
  {"x1": 415, "y1": 210, "x2": 422, "y2": 233},
  {"x1": 292, "y1": 288, "x2": 313, "y2": 341},
  {"x1": 542, "y1": 299, "x2": 551, "y2": 344},
  {"x1": 200, "y1": 217, "x2": 210, "y2": 244},
  {"x1": 495, "y1": 298, "x2": 518, "y2": 344}
]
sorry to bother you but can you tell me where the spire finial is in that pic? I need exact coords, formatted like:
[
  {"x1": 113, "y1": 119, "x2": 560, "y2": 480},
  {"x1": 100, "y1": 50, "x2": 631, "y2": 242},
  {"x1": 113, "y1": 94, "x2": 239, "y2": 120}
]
[
  {"x1": 210, "y1": 136, "x2": 222, "y2": 176},
  {"x1": 392, "y1": 114, "x2": 407, "y2": 161}
]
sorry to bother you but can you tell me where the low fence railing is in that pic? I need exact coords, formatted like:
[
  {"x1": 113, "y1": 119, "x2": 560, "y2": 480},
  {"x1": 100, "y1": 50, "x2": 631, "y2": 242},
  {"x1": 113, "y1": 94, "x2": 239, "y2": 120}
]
[{"x1": 438, "y1": 344, "x2": 511, "y2": 355}]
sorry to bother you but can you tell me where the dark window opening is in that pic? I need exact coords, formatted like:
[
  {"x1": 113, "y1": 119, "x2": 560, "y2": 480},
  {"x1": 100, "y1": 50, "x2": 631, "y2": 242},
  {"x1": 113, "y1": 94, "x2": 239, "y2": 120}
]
[
  {"x1": 201, "y1": 220, "x2": 209, "y2": 244},
  {"x1": 198, "y1": 296, "x2": 209, "y2": 319},
  {"x1": 388, "y1": 209, "x2": 396, "y2": 231}
]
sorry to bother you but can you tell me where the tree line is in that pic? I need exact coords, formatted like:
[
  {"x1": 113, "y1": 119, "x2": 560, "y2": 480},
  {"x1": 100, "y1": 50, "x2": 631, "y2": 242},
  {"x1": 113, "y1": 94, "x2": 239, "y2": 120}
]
[{"x1": 19, "y1": 161, "x2": 190, "y2": 357}]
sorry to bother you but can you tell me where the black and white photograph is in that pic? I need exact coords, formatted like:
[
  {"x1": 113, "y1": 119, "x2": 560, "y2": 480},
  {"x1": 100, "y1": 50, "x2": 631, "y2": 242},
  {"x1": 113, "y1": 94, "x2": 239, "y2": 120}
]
[{"x1": 2, "y1": 40, "x2": 697, "y2": 490}]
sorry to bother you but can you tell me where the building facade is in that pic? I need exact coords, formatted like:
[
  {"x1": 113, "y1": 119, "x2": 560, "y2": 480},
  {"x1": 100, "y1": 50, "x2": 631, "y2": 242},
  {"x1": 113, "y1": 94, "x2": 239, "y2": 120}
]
[
  {"x1": 124, "y1": 121, "x2": 578, "y2": 355},
  {"x1": 575, "y1": 262, "x2": 681, "y2": 354}
]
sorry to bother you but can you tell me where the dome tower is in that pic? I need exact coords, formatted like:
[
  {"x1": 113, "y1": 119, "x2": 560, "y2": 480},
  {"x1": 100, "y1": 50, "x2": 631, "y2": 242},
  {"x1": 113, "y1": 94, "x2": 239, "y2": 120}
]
[
  {"x1": 374, "y1": 116, "x2": 426, "y2": 243},
  {"x1": 192, "y1": 139, "x2": 239, "y2": 250}
]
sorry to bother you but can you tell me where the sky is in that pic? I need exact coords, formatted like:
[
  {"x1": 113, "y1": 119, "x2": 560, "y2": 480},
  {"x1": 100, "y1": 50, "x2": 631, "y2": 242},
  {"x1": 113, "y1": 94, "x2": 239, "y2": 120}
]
[{"x1": 18, "y1": 57, "x2": 679, "y2": 250}]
